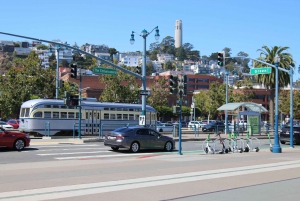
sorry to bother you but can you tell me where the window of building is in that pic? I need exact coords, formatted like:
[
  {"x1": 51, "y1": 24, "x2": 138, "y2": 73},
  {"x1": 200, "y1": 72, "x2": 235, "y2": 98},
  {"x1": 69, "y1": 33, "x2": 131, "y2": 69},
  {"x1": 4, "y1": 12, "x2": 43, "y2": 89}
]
[{"x1": 188, "y1": 78, "x2": 195, "y2": 82}]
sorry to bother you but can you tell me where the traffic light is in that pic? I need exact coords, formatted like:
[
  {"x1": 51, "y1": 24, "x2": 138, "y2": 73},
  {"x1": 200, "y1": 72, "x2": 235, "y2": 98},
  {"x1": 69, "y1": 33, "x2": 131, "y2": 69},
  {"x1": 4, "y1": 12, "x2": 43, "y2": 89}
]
[
  {"x1": 59, "y1": 79, "x2": 64, "y2": 88},
  {"x1": 70, "y1": 64, "x2": 77, "y2": 78},
  {"x1": 178, "y1": 75, "x2": 187, "y2": 96},
  {"x1": 217, "y1": 51, "x2": 224, "y2": 66},
  {"x1": 70, "y1": 95, "x2": 79, "y2": 106},
  {"x1": 168, "y1": 75, "x2": 178, "y2": 94},
  {"x1": 136, "y1": 66, "x2": 141, "y2": 74},
  {"x1": 64, "y1": 91, "x2": 70, "y2": 105}
]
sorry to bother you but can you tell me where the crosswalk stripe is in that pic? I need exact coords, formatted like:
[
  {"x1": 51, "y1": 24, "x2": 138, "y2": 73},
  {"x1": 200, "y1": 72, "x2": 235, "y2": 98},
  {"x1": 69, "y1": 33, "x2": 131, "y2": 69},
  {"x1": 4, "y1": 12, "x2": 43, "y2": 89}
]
[
  {"x1": 55, "y1": 153, "x2": 153, "y2": 160},
  {"x1": 37, "y1": 151, "x2": 111, "y2": 156}
]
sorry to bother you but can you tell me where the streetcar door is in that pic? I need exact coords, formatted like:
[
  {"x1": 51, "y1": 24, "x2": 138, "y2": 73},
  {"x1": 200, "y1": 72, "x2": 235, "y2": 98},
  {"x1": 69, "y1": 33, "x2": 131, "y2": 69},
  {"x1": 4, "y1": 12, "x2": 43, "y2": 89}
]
[{"x1": 84, "y1": 110, "x2": 101, "y2": 135}]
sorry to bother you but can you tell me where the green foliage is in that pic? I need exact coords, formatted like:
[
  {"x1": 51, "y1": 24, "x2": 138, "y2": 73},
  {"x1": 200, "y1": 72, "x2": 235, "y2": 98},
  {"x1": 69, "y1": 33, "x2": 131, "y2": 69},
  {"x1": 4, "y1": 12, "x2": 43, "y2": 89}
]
[
  {"x1": 146, "y1": 61, "x2": 154, "y2": 75},
  {"x1": 0, "y1": 51, "x2": 56, "y2": 118},
  {"x1": 175, "y1": 46, "x2": 186, "y2": 61},
  {"x1": 13, "y1": 42, "x2": 20, "y2": 47},
  {"x1": 163, "y1": 61, "x2": 175, "y2": 71},
  {"x1": 109, "y1": 48, "x2": 118, "y2": 59},
  {"x1": 36, "y1": 44, "x2": 49, "y2": 50},
  {"x1": 155, "y1": 106, "x2": 173, "y2": 122},
  {"x1": 147, "y1": 78, "x2": 168, "y2": 108},
  {"x1": 150, "y1": 49, "x2": 158, "y2": 61},
  {"x1": 98, "y1": 69, "x2": 140, "y2": 103}
]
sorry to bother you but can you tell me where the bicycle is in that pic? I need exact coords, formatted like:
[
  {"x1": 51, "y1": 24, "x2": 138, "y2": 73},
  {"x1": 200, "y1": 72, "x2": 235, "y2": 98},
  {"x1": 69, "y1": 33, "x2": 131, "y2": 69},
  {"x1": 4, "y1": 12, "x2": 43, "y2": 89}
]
[
  {"x1": 228, "y1": 131, "x2": 244, "y2": 153},
  {"x1": 201, "y1": 133, "x2": 215, "y2": 154}
]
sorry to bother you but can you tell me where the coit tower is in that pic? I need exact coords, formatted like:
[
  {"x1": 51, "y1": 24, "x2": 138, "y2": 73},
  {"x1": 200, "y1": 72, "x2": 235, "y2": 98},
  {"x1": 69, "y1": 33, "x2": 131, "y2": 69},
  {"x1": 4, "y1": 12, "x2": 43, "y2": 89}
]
[{"x1": 175, "y1": 20, "x2": 182, "y2": 48}]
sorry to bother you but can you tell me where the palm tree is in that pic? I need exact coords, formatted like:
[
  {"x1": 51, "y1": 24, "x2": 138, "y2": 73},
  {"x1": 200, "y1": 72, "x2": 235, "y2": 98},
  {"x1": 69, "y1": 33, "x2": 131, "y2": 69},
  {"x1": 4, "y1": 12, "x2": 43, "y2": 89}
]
[{"x1": 255, "y1": 46, "x2": 295, "y2": 126}]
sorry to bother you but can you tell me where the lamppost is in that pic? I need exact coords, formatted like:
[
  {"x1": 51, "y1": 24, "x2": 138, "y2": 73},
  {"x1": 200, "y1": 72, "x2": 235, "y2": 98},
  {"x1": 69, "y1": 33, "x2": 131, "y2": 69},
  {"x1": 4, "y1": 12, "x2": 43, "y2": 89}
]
[
  {"x1": 273, "y1": 56, "x2": 282, "y2": 153},
  {"x1": 130, "y1": 27, "x2": 160, "y2": 125}
]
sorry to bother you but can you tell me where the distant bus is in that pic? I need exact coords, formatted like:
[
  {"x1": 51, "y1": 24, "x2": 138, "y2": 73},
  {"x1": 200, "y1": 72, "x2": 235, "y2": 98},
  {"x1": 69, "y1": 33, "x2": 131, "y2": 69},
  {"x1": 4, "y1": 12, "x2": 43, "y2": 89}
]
[{"x1": 18, "y1": 99, "x2": 157, "y2": 136}]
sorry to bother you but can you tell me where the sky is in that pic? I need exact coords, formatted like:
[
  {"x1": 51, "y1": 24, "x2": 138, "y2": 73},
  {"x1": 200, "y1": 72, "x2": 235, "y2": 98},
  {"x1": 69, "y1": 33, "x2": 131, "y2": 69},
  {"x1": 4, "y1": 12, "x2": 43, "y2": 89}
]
[{"x1": 0, "y1": 0, "x2": 299, "y2": 80}]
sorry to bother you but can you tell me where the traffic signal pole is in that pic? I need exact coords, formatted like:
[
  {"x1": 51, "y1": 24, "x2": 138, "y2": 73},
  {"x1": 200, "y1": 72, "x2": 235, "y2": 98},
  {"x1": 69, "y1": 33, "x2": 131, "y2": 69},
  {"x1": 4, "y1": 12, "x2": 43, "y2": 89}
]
[{"x1": 79, "y1": 67, "x2": 82, "y2": 139}]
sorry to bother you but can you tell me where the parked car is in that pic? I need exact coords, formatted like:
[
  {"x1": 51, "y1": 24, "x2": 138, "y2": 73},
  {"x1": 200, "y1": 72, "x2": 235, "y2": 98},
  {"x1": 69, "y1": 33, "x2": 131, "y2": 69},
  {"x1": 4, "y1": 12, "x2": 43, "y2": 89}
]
[
  {"x1": 156, "y1": 123, "x2": 174, "y2": 132},
  {"x1": 7, "y1": 119, "x2": 20, "y2": 129},
  {"x1": 188, "y1": 121, "x2": 205, "y2": 129},
  {"x1": 0, "y1": 121, "x2": 14, "y2": 130},
  {"x1": 202, "y1": 121, "x2": 225, "y2": 132},
  {"x1": 0, "y1": 127, "x2": 30, "y2": 151},
  {"x1": 104, "y1": 126, "x2": 175, "y2": 153},
  {"x1": 280, "y1": 125, "x2": 300, "y2": 145}
]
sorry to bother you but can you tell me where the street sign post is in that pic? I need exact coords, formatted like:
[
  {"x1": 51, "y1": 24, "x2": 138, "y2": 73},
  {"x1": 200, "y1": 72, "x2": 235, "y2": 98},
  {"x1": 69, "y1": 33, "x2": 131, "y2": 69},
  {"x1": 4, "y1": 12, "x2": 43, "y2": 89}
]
[
  {"x1": 139, "y1": 90, "x2": 151, "y2": 96},
  {"x1": 250, "y1": 67, "x2": 271, "y2": 75},
  {"x1": 93, "y1": 67, "x2": 117, "y2": 76}
]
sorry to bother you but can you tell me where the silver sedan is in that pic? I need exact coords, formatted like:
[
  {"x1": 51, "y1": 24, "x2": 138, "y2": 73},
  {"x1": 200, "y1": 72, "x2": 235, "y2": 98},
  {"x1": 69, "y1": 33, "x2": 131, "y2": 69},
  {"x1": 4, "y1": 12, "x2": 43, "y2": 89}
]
[{"x1": 104, "y1": 126, "x2": 175, "y2": 153}]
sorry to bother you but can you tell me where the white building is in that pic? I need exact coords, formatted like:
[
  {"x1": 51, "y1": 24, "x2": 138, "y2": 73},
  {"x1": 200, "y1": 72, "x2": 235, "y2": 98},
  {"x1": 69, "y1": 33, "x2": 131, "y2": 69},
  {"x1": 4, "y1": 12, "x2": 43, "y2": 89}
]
[
  {"x1": 152, "y1": 60, "x2": 163, "y2": 72},
  {"x1": 157, "y1": 54, "x2": 174, "y2": 63},
  {"x1": 48, "y1": 40, "x2": 73, "y2": 63},
  {"x1": 37, "y1": 50, "x2": 50, "y2": 69}
]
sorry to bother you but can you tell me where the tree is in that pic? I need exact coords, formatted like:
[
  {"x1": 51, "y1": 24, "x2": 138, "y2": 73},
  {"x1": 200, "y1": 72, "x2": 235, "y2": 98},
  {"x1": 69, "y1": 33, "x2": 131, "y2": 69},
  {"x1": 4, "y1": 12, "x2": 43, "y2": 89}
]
[
  {"x1": 109, "y1": 48, "x2": 118, "y2": 60},
  {"x1": 150, "y1": 49, "x2": 159, "y2": 61},
  {"x1": 156, "y1": 106, "x2": 173, "y2": 122},
  {"x1": 160, "y1": 36, "x2": 175, "y2": 55},
  {"x1": 147, "y1": 78, "x2": 169, "y2": 108},
  {"x1": 146, "y1": 61, "x2": 154, "y2": 75},
  {"x1": 60, "y1": 60, "x2": 69, "y2": 67},
  {"x1": 36, "y1": 44, "x2": 48, "y2": 50},
  {"x1": 99, "y1": 69, "x2": 140, "y2": 103},
  {"x1": 13, "y1": 42, "x2": 20, "y2": 47},
  {"x1": 163, "y1": 61, "x2": 175, "y2": 71},
  {"x1": 175, "y1": 46, "x2": 186, "y2": 61},
  {"x1": 255, "y1": 45, "x2": 295, "y2": 126}
]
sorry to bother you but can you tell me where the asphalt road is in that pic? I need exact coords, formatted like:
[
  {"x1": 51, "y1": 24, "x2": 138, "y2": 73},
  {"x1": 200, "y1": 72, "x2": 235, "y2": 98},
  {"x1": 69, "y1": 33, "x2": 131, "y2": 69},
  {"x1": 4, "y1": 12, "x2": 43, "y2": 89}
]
[{"x1": 1, "y1": 140, "x2": 300, "y2": 201}]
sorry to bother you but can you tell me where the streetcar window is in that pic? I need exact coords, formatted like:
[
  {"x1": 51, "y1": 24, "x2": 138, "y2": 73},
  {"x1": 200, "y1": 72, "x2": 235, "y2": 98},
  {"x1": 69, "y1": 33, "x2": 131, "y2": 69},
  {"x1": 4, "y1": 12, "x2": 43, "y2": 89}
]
[
  {"x1": 110, "y1": 108, "x2": 115, "y2": 111},
  {"x1": 44, "y1": 105, "x2": 51, "y2": 108},
  {"x1": 53, "y1": 112, "x2": 59, "y2": 118},
  {"x1": 76, "y1": 112, "x2": 79, "y2": 118},
  {"x1": 123, "y1": 114, "x2": 128, "y2": 120},
  {"x1": 61, "y1": 112, "x2": 67, "y2": 118},
  {"x1": 135, "y1": 114, "x2": 139, "y2": 120},
  {"x1": 20, "y1": 108, "x2": 25, "y2": 117},
  {"x1": 123, "y1": 108, "x2": 128, "y2": 111},
  {"x1": 110, "y1": 114, "x2": 116, "y2": 120},
  {"x1": 68, "y1": 112, "x2": 75, "y2": 118},
  {"x1": 44, "y1": 112, "x2": 51, "y2": 118},
  {"x1": 104, "y1": 108, "x2": 109, "y2": 110},
  {"x1": 69, "y1": 106, "x2": 75, "y2": 109},
  {"x1": 116, "y1": 108, "x2": 122, "y2": 111},
  {"x1": 129, "y1": 109, "x2": 134, "y2": 111},
  {"x1": 61, "y1": 105, "x2": 67, "y2": 109},
  {"x1": 33, "y1": 112, "x2": 42, "y2": 118},
  {"x1": 53, "y1": 105, "x2": 59, "y2": 108},
  {"x1": 104, "y1": 113, "x2": 109, "y2": 119},
  {"x1": 129, "y1": 114, "x2": 134, "y2": 120},
  {"x1": 117, "y1": 114, "x2": 122, "y2": 120},
  {"x1": 25, "y1": 108, "x2": 30, "y2": 117}
]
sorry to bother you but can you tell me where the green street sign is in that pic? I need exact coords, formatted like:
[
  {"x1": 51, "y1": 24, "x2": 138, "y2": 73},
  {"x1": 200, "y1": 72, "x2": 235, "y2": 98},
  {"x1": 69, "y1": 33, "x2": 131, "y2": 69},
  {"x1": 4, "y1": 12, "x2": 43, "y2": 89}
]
[
  {"x1": 250, "y1": 67, "x2": 271, "y2": 75},
  {"x1": 93, "y1": 67, "x2": 117, "y2": 76}
]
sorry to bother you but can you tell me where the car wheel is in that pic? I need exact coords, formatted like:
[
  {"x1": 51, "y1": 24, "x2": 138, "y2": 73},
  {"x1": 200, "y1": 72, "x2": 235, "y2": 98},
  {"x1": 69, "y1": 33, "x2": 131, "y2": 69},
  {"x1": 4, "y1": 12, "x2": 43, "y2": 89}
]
[
  {"x1": 14, "y1": 139, "x2": 25, "y2": 151},
  {"x1": 111, "y1": 147, "x2": 119, "y2": 151},
  {"x1": 280, "y1": 141, "x2": 286, "y2": 144},
  {"x1": 164, "y1": 141, "x2": 173, "y2": 152},
  {"x1": 130, "y1": 141, "x2": 140, "y2": 153}
]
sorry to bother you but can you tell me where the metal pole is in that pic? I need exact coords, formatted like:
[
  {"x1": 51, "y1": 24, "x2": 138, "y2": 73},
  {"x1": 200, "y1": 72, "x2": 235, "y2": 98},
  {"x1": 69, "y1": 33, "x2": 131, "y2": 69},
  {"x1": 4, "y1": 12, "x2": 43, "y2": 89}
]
[
  {"x1": 178, "y1": 97, "x2": 182, "y2": 155},
  {"x1": 225, "y1": 71, "x2": 228, "y2": 135},
  {"x1": 289, "y1": 69, "x2": 294, "y2": 148},
  {"x1": 273, "y1": 63, "x2": 281, "y2": 153},
  {"x1": 55, "y1": 47, "x2": 59, "y2": 99},
  {"x1": 78, "y1": 68, "x2": 82, "y2": 139},
  {"x1": 142, "y1": 34, "x2": 147, "y2": 126}
]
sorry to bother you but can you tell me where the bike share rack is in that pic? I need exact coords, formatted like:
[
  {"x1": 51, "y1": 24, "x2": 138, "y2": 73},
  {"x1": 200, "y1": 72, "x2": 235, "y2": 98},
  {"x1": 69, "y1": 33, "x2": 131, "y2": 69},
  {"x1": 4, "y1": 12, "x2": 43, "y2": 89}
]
[{"x1": 202, "y1": 125, "x2": 261, "y2": 154}]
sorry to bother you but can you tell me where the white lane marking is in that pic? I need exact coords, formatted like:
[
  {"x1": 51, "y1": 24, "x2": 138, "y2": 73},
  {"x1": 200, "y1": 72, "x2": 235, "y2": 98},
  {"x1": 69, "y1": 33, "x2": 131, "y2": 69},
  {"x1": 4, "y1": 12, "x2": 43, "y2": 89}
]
[
  {"x1": 23, "y1": 148, "x2": 107, "y2": 153},
  {"x1": 37, "y1": 151, "x2": 111, "y2": 156},
  {"x1": 31, "y1": 144, "x2": 99, "y2": 148},
  {"x1": 55, "y1": 153, "x2": 153, "y2": 160},
  {"x1": 1, "y1": 160, "x2": 300, "y2": 201}
]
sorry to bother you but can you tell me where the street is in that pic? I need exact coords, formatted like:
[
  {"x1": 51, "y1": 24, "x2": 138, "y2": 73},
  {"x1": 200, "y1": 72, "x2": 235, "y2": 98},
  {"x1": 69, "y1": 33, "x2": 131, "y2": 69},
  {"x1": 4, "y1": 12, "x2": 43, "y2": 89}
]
[{"x1": 0, "y1": 140, "x2": 300, "y2": 200}]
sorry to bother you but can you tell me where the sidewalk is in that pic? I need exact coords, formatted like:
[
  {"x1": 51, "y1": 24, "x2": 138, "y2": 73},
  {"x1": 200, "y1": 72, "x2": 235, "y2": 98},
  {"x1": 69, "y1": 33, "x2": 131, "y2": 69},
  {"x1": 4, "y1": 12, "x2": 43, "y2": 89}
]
[{"x1": 29, "y1": 131, "x2": 273, "y2": 145}]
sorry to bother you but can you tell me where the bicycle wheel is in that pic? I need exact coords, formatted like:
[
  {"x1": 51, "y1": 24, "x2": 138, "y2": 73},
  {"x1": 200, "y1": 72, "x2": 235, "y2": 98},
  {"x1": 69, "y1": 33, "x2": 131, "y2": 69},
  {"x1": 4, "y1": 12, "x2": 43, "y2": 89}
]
[
  {"x1": 201, "y1": 139, "x2": 215, "y2": 154},
  {"x1": 250, "y1": 137, "x2": 261, "y2": 152}
]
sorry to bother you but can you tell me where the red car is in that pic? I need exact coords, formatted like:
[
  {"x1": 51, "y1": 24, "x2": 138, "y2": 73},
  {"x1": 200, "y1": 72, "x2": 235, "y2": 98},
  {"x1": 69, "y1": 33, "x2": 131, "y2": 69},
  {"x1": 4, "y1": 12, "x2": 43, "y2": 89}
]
[
  {"x1": 7, "y1": 119, "x2": 19, "y2": 129},
  {"x1": 0, "y1": 127, "x2": 30, "y2": 151}
]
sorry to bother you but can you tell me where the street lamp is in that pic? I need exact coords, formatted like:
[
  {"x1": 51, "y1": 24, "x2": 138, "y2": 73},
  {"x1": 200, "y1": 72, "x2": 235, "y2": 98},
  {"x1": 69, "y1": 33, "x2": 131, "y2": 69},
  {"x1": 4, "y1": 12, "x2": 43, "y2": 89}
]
[
  {"x1": 273, "y1": 55, "x2": 282, "y2": 153},
  {"x1": 130, "y1": 26, "x2": 160, "y2": 125}
]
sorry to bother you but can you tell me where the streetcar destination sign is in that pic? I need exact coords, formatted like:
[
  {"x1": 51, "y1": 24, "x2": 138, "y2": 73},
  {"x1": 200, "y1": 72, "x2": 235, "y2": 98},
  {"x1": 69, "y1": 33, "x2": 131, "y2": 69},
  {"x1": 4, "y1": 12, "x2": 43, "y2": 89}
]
[
  {"x1": 93, "y1": 67, "x2": 117, "y2": 76},
  {"x1": 250, "y1": 67, "x2": 271, "y2": 75}
]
